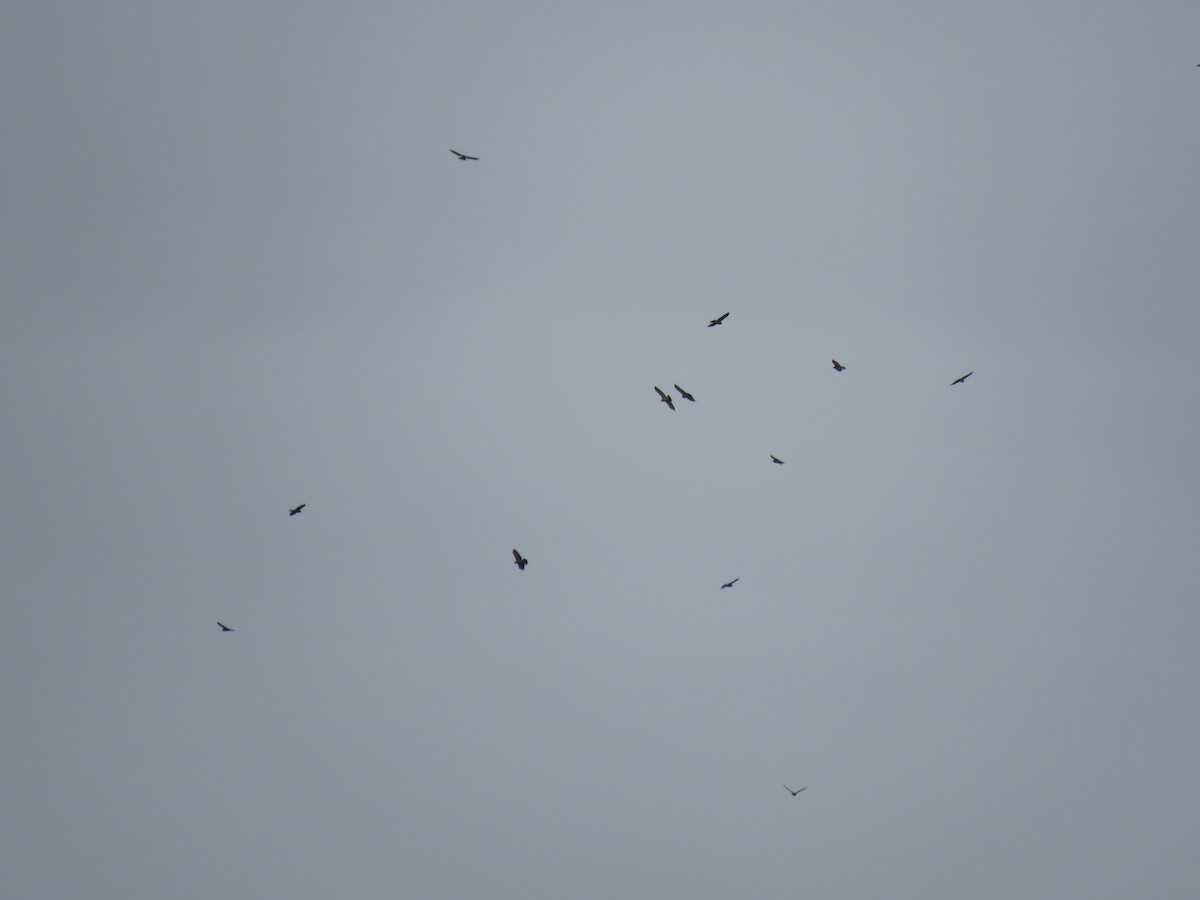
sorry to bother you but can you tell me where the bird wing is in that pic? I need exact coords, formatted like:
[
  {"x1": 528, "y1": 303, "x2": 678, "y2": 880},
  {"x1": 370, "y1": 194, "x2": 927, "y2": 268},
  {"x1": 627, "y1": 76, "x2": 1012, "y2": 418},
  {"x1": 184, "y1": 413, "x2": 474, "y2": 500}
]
[
  {"x1": 710, "y1": 312, "x2": 729, "y2": 324},
  {"x1": 655, "y1": 386, "x2": 667, "y2": 400},
  {"x1": 665, "y1": 396, "x2": 675, "y2": 409},
  {"x1": 513, "y1": 549, "x2": 523, "y2": 562}
]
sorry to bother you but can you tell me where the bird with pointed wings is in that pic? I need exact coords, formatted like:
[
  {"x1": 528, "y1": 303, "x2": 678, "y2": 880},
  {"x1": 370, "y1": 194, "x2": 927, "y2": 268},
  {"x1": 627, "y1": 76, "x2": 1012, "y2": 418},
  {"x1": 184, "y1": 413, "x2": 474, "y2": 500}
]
[
  {"x1": 450, "y1": 149, "x2": 479, "y2": 160},
  {"x1": 832, "y1": 359, "x2": 846, "y2": 372},
  {"x1": 708, "y1": 312, "x2": 730, "y2": 327},
  {"x1": 721, "y1": 578, "x2": 739, "y2": 589},
  {"x1": 217, "y1": 622, "x2": 234, "y2": 632},
  {"x1": 951, "y1": 371, "x2": 973, "y2": 385},
  {"x1": 674, "y1": 384, "x2": 695, "y2": 402},
  {"x1": 770, "y1": 455, "x2": 784, "y2": 465},
  {"x1": 654, "y1": 387, "x2": 675, "y2": 410},
  {"x1": 513, "y1": 549, "x2": 528, "y2": 570},
  {"x1": 784, "y1": 785, "x2": 807, "y2": 796},
  {"x1": 288, "y1": 503, "x2": 306, "y2": 516}
]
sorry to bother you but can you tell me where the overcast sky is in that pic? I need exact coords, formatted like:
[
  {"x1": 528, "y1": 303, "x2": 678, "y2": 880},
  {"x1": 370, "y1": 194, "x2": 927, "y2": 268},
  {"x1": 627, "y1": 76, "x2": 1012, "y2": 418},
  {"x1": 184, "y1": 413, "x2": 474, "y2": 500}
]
[{"x1": 4, "y1": 2, "x2": 1200, "y2": 897}]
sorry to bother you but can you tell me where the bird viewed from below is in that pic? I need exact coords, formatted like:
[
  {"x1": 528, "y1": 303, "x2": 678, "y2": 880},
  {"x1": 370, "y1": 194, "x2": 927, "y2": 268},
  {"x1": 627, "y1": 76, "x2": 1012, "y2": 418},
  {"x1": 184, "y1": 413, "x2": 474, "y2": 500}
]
[
  {"x1": 449, "y1": 149, "x2": 479, "y2": 160},
  {"x1": 217, "y1": 622, "x2": 234, "y2": 632},
  {"x1": 654, "y1": 386, "x2": 675, "y2": 410},
  {"x1": 951, "y1": 371, "x2": 974, "y2": 385},
  {"x1": 674, "y1": 384, "x2": 695, "y2": 402},
  {"x1": 707, "y1": 312, "x2": 730, "y2": 327},
  {"x1": 770, "y1": 455, "x2": 784, "y2": 465},
  {"x1": 512, "y1": 549, "x2": 528, "y2": 570},
  {"x1": 288, "y1": 503, "x2": 306, "y2": 516},
  {"x1": 721, "y1": 578, "x2": 739, "y2": 589},
  {"x1": 784, "y1": 785, "x2": 807, "y2": 796},
  {"x1": 832, "y1": 359, "x2": 846, "y2": 371}
]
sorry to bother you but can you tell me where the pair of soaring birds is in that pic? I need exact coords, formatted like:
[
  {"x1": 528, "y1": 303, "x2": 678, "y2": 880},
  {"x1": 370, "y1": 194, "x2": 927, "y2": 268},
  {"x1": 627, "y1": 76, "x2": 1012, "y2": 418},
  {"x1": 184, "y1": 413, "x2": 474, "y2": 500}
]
[
  {"x1": 219, "y1": 502, "x2": 309, "y2": 630},
  {"x1": 654, "y1": 384, "x2": 695, "y2": 411}
]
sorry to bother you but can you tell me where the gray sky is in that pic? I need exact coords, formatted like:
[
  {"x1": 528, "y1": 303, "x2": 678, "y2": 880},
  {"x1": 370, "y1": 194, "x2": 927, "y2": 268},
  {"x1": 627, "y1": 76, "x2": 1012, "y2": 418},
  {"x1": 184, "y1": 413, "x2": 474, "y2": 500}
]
[{"x1": 4, "y1": 2, "x2": 1200, "y2": 897}]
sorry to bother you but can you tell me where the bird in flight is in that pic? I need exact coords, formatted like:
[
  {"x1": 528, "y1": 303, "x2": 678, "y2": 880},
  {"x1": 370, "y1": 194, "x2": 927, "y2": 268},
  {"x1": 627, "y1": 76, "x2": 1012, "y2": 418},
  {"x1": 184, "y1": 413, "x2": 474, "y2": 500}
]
[
  {"x1": 217, "y1": 622, "x2": 234, "y2": 632},
  {"x1": 951, "y1": 371, "x2": 974, "y2": 386},
  {"x1": 721, "y1": 578, "x2": 739, "y2": 589},
  {"x1": 784, "y1": 785, "x2": 807, "y2": 796},
  {"x1": 513, "y1": 549, "x2": 528, "y2": 570},
  {"x1": 288, "y1": 503, "x2": 306, "y2": 516},
  {"x1": 674, "y1": 384, "x2": 696, "y2": 402},
  {"x1": 708, "y1": 312, "x2": 730, "y2": 327},
  {"x1": 654, "y1": 386, "x2": 676, "y2": 410},
  {"x1": 832, "y1": 359, "x2": 846, "y2": 372},
  {"x1": 450, "y1": 149, "x2": 479, "y2": 160},
  {"x1": 770, "y1": 455, "x2": 784, "y2": 465}
]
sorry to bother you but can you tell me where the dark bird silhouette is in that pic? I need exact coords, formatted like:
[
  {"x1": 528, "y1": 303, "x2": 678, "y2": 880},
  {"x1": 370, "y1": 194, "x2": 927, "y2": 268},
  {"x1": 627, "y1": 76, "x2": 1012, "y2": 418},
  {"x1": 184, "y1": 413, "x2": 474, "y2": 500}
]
[
  {"x1": 770, "y1": 455, "x2": 784, "y2": 465},
  {"x1": 655, "y1": 386, "x2": 676, "y2": 410},
  {"x1": 288, "y1": 503, "x2": 306, "y2": 516},
  {"x1": 784, "y1": 785, "x2": 807, "y2": 796},
  {"x1": 708, "y1": 312, "x2": 730, "y2": 327},
  {"x1": 951, "y1": 371, "x2": 974, "y2": 386},
  {"x1": 513, "y1": 549, "x2": 528, "y2": 570},
  {"x1": 674, "y1": 384, "x2": 696, "y2": 402},
  {"x1": 832, "y1": 359, "x2": 846, "y2": 371},
  {"x1": 721, "y1": 578, "x2": 739, "y2": 589},
  {"x1": 217, "y1": 622, "x2": 234, "y2": 632},
  {"x1": 450, "y1": 149, "x2": 479, "y2": 160}
]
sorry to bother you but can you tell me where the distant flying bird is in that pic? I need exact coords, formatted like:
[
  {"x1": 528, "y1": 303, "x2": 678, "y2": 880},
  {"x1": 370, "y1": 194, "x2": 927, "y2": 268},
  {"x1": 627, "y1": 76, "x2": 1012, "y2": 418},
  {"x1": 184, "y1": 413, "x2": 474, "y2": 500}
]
[
  {"x1": 450, "y1": 149, "x2": 479, "y2": 160},
  {"x1": 832, "y1": 359, "x2": 846, "y2": 371},
  {"x1": 674, "y1": 384, "x2": 696, "y2": 402},
  {"x1": 951, "y1": 371, "x2": 974, "y2": 386},
  {"x1": 217, "y1": 622, "x2": 234, "y2": 632},
  {"x1": 784, "y1": 785, "x2": 807, "y2": 796},
  {"x1": 708, "y1": 312, "x2": 730, "y2": 327},
  {"x1": 654, "y1": 386, "x2": 676, "y2": 410},
  {"x1": 513, "y1": 549, "x2": 528, "y2": 570},
  {"x1": 288, "y1": 503, "x2": 306, "y2": 516},
  {"x1": 721, "y1": 578, "x2": 739, "y2": 589},
  {"x1": 770, "y1": 455, "x2": 784, "y2": 465}
]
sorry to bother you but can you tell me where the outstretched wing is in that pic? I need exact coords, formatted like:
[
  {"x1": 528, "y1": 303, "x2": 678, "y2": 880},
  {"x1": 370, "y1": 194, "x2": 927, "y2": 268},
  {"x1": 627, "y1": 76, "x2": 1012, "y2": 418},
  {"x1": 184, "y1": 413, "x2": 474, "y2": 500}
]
[
  {"x1": 708, "y1": 312, "x2": 730, "y2": 326},
  {"x1": 513, "y1": 549, "x2": 523, "y2": 563},
  {"x1": 952, "y1": 371, "x2": 973, "y2": 385},
  {"x1": 655, "y1": 386, "x2": 668, "y2": 401}
]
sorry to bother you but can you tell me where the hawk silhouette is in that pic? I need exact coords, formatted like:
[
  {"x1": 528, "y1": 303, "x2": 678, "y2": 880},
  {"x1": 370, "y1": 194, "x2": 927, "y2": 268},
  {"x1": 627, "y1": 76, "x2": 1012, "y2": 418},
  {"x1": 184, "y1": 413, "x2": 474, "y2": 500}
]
[
  {"x1": 654, "y1": 387, "x2": 675, "y2": 410},
  {"x1": 721, "y1": 578, "x2": 739, "y2": 589},
  {"x1": 513, "y1": 549, "x2": 528, "y2": 570},
  {"x1": 217, "y1": 622, "x2": 234, "y2": 632},
  {"x1": 951, "y1": 371, "x2": 974, "y2": 386},
  {"x1": 708, "y1": 312, "x2": 730, "y2": 327},
  {"x1": 674, "y1": 384, "x2": 696, "y2": 402},
  {"x1": 288, "y1": 504, "x2": 306, "y2": 516},
  {"x1": 784, "y1": 785, "x2": 807, "y2": 796},
  {"x1": 449, "y1": 149, "x2": 479, "y2": 160},
  {"x1": 770, "y1": 455, "x2": 784, "y2": 465},
  {"x1": 832, "y1": 359, "x2": 846, "y2": 372}
]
